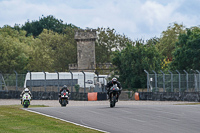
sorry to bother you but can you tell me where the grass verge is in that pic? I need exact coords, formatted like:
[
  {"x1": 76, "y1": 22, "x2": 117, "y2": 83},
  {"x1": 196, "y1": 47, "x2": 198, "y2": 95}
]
[
  {"x1": 0, "y1": 105, "x2": 102, "y2": 133},
  {"x1": 175, "y1": 102, "x2": 200, "y2": 105}
]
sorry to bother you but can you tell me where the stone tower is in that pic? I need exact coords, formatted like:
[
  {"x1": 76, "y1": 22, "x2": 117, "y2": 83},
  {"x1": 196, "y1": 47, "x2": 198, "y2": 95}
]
[{"x1": 69, "y1": 29, "x2": 97, "y2": 72}]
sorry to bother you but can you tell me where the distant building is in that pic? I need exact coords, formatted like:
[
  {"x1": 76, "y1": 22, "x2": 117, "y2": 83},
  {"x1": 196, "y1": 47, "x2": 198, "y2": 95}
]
[
  {"x1": 69, "y1": 29, "x2": 113, "y2": 73},
  {"x1": 69, "y1": 29, "x2": 97, "y2": 72}
]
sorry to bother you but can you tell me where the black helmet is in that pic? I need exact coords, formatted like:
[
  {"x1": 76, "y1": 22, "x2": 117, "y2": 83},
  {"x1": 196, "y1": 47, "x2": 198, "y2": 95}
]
[
  {"x1": 63, "y1": 85, "x2": 68, "y2": 89},
  {"x1": 112, "y1": 77, "x2": 117, "y2": 84}
]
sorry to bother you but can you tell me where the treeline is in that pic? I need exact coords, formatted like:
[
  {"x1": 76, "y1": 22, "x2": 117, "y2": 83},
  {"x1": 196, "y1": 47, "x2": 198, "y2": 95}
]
[{"x1": 1, "y1": 15, "x2": 200, "y2": 90}]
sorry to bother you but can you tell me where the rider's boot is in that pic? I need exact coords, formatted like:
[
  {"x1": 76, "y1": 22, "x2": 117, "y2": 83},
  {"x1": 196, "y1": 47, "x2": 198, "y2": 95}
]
[{"x1": 107, "y1": 91, "x2": 110, "y2": 100}]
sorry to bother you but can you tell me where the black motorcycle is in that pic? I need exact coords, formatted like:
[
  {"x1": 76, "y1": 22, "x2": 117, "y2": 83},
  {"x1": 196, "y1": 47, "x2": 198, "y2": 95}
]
[
  {"x1": 59, "y1": 90, "x2": 69, "y2": 107},
  {"x1": 109, "y1": 84, "x2": 120, "y2": 108}
]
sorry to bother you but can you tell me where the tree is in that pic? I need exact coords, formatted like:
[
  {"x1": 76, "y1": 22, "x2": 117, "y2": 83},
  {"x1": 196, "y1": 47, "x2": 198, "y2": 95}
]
[
  {"x1": 26, "y1": 29, "x2": 77, "y2": 72},
  {"x1": 51, "y1": 29, "x2": 77, "y2": 71},
  {"x1": 26, "y1": 36, "x2": 54, "y2": 72},
  {"x1": 22, "y1": 15, "x2": 78, "y2": 37},
  {"x1": 156, "y1": 23, "x2": 186, "y2": 60},
  {"x1": 146, "y1": 37, "x2": 160, "y2": 46},
  {"x1": 95, "y1": 27, "x2": 134, "y2": 63},
  {"x1": 112, "y1": 41, "x2": 162, "y2": 91},
  {"x1": 170, "y1": 27, "x2": 200, "y2": 71},
  {"x1": 0, "y1": 26, "x2": 32, "y2": 73}
]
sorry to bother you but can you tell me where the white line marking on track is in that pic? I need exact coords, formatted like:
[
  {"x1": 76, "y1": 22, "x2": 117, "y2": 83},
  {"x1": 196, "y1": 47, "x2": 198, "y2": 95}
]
[{"x1": 23, "y1": 108, "x2": 109, "y2": 133}]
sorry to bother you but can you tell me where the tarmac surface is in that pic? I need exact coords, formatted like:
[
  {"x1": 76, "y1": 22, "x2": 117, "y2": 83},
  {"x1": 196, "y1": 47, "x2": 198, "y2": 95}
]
[
  {"x1": 1, "y1": 99, "x2": 200, "y2": 133},
  {"x1": 0, "y1": 99, "x2": 194, "y2": 106}
]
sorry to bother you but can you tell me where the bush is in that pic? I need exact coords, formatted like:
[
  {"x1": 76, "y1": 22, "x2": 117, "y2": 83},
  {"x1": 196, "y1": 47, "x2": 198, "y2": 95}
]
[{"x1": 75, "y1": 84, "x2": 80, "y2": 93}]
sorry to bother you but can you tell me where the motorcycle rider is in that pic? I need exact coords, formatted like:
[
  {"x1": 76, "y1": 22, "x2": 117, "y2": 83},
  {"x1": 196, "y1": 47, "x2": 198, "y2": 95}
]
[
  {"x1": 59, "y1": 85, "x2": 70, "y2": 104},
  {"x1": 20, "y1": 88, "x2": 32, "y2": 104},
  {"x1": 106, "y1": 77, "x2": 122, "y2": 101}
]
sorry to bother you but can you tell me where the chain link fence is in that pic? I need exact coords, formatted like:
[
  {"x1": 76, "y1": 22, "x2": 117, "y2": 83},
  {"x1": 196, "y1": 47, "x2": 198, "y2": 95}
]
[
  {"x1": 0, "y1": 72, "x2": 108, "y2": 93},
  {"x1": 0, "y1": 73, "x2": 26, "y2": 92},
  {"x1": 0, "y1": 71, "x2": 109, "y2": 100},
  {"x1": 138, "y1": 70, "x2": 200, "y2": 102},
  {"x1": 144, "y1": 70, "x2": 200, "y2": 93},
  {"x1": 1, "y1": 72, "x2": 138, "y2": 101}
]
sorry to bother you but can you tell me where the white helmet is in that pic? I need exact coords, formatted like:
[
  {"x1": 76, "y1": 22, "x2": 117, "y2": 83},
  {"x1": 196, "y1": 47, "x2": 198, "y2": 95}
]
[{"x1": 24, "y1": 88, "x2": 29, "y2": 92}]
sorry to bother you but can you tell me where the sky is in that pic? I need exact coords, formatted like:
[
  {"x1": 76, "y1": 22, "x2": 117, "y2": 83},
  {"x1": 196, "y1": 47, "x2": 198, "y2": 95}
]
[{"x1": 0, "y1": 0, "x2": 200, "y2": 41}]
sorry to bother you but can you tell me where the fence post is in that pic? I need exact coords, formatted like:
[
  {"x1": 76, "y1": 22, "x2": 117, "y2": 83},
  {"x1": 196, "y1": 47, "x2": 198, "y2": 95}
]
[
  {"x1": 14, "y1": 70, "x2": 18, "y2": 91},
  {"x1": 196, "y1": 70, "x2": 200, "y2": 92},
  {"x1": 81, "y1": 71, "x2": 86, "y2": 93},
  {"x1": 0, "y1": 73, "x2": 2, "y2": 90},
  {"x1": 183, "y1": 70, "x2": 188, "y2": 92},
  {"x1": 160, "y1": 70, "x2": 165, "y2": 92},
  {"x1": 43, "y1": 71, "x2": 46, "y2": 92},
  {"x1": 144, "y1": 70, "x2": 150, "y2": 92},
  {"x1": 152, "y1": 70, "x2": 157, "y2": 92},
  {"x1": 176, "y1": 70, "x2": 181, "y2": 92},
  {"x1": 191, "y1": 69, "x2": 198, "y2": 92},
  {"x1": 28, "y1": 71, "x2": 32, "y2": 91},
  {"x1": 103, "y1": 77, "x2": 106, "y2": 92},
  {"x1": 194, "y1": 72, "x2": 198, "y2": 92},
  {"x1": 168, "y1": 70, "x2": 173, "y2": 92},
  {"x1": 69, "y1": 71, "x2": 73, "y2": 92},
  {"x1": 0, "y1": 72, "x2": 8, "y2": 91},
  {"x1": 56, "y1": 71, "x2": 59, "y2": 92}
]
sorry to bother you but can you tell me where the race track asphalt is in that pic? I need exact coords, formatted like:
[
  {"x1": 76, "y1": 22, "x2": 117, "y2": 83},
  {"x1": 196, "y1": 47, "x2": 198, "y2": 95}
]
[{"x1": 23, "y1": 101, "x2": 200, "y2": 133}]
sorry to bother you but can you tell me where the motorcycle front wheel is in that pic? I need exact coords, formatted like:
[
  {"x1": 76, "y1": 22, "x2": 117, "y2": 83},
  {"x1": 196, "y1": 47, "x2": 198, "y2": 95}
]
[
  {"x1": 110, "y1": 96, "x2": 116, "y2": 108},
  {"x1": 23, "y1": 101, "x2": 30, "y2": 108},
  {"x1": 61, "y1": 99, "x2": 66, "y2": 107}
]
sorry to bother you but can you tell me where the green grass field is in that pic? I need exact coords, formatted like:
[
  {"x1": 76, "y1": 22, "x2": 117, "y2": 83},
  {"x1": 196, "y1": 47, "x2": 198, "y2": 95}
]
[{"x1": 0, "y1": 105, "x2": 102, "y2": 133}]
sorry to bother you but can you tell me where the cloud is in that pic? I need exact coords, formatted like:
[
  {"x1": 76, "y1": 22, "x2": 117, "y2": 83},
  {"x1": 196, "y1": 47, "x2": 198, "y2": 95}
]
[{"x1": 1, "y1": 0, "x2": 200, "y2": 40}]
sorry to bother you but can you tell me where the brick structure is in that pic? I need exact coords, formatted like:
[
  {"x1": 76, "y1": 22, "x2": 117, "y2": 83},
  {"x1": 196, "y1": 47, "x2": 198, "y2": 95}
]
[{"x1": 69, "y1": 29, "x2": 97, "y2": 72}]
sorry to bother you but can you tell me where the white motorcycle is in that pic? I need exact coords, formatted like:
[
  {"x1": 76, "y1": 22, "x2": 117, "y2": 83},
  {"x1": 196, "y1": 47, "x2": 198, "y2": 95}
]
[{"x1": 22, "y1": 93, "x2": 31, "y2": 108}]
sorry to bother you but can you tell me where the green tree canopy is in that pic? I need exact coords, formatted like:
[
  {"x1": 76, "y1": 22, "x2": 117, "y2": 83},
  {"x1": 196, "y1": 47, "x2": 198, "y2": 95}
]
[
  {"x1": 27, "y1": 29, "x2": 76, "y2": 72},
  {"x1": 22, "y1": 15, "x2": 78, "y2": 37},
  {"x1": 95, "y1": 27, "x2": 134, "y2": 63},
  {"x1": 156, "y1": 23, "x2": 186, "y2": 60},
  {"x1": 0, "y1": 26, "x2": 32, "y2": 73},
  {"x1": 170, "y1": 27, "x2": 200, "y2": 71},
  {"x1": 112, "y1": 41, "x2": 162, "y2": 91}
]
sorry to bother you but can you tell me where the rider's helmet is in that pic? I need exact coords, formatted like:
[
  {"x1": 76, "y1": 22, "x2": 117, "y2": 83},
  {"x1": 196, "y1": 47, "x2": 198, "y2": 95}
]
[
  {"x1": 24, "y1": 88, "x2": 29, "y2": 92},
  {"x1": 112, "y1": 77, "x2": 117, "y2": 84},
  {"x1": 62, "y1": 85, "x2": 68, "y2": 90}
]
